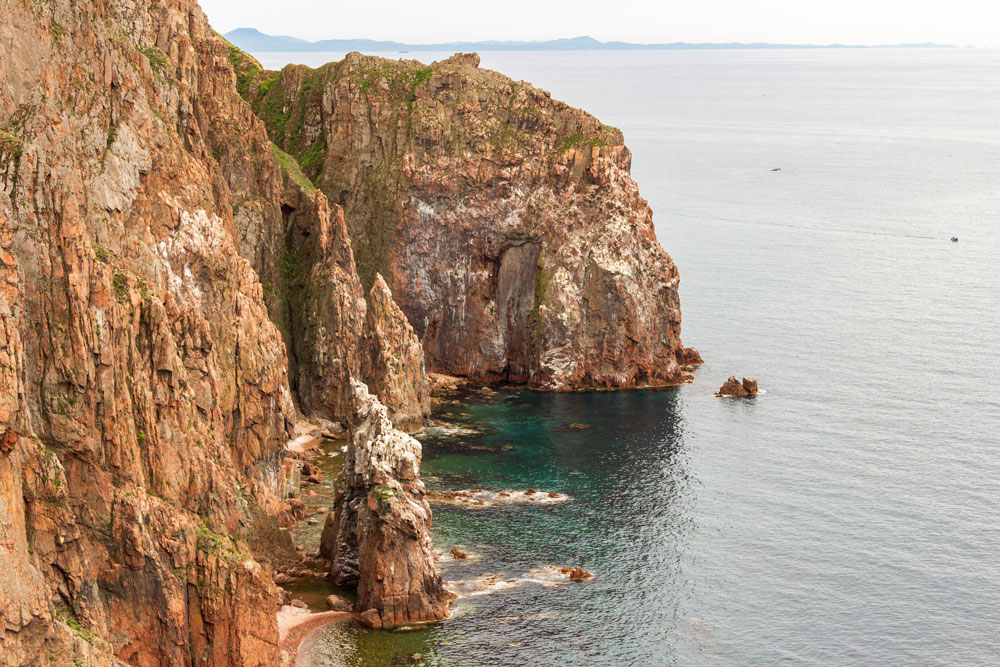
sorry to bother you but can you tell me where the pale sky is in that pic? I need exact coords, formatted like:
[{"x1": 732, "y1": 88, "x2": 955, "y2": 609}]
[{"x1": 201, "y1": 0, "x2": 997, "y2": 46}]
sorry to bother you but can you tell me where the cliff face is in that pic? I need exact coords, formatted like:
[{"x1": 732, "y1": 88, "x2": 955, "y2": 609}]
[
  {"x1": 1, "y1": 0, "x2": 695, "y2": 661},
  {"x1": 0, "y1": 0, "x2": 435, "y2": 663},
  {"x1": 0, "y1": 0, "x2": 296, "y2": 663},
  {"x1": 246, "y1": 52, "x2": 698, "y2": 389}
]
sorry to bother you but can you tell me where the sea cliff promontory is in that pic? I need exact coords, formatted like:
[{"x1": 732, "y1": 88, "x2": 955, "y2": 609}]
[
  {"x1": 0, "y1": 0, "x2": 695, "y2": 663},
  {"x1": 241, "y1": 51, "x2": 699, "y2": 389}
]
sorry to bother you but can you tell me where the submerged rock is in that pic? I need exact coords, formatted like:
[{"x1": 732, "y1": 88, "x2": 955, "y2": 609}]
[
  {"x1": 327, "y1": 380, "x2": 452, "y2": 627},
  {"x1": 557, "y1": 422, "x2": 597, "y2": 431}
]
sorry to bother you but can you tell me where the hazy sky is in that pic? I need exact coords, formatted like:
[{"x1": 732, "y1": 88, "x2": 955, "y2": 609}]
[{"x1": 201, "y1": 0, "x2": 996, "y2": 46}]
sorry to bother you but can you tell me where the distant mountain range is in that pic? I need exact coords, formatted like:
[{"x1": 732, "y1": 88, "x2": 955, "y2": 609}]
[{"x1": 224, "y1": 28, "x2": 955, "y2": 53}]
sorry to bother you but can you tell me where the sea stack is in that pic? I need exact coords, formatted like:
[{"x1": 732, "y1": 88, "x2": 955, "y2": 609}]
[{"x1": 325, "y1": 380, "x2": 452, "y2": 628}]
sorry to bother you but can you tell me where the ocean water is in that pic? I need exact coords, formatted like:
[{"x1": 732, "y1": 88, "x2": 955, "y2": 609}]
[{"x1": 279, "y1": 49, "x2": 1000, "y2": 665}]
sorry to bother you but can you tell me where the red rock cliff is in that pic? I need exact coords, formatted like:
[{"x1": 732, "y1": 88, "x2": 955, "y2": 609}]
[
  {"x1": 0, "y1": 0, "x2": 436, "y2": 663},
  {"x1": 246, "y1": 52, "x2": 700, "y2": 389}
]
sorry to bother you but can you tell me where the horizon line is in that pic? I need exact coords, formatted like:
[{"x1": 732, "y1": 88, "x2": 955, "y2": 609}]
[{"x1": 224, "y1": 28, "x2": 966, "y2": 51}]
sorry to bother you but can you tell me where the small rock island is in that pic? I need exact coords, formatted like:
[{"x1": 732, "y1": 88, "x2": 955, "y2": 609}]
[{"x1": 717, "y1": 376, "x2": 761, "y2": 397}]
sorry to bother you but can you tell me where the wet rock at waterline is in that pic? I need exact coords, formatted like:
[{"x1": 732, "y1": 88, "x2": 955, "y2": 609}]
[
  {"x1": 427, "y1": 489, "x2": 572, "y2": 507},
  {"x1": 717, "y1": 376, "x2": 761, "y2": 397}
]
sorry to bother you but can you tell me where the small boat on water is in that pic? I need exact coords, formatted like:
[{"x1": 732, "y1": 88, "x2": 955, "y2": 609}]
[{"x1": 951, "y1": 236, "x2": 959, "y2": 242}]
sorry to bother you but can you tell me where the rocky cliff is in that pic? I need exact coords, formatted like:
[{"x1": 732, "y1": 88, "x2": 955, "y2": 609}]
[
  {"x1": 245, "y1": 52, "x2": 699, "y2": 389},
  {"x1": 1, "y1": 0, "x2": 696, "y2": 662},
  {"x1": 0, "y1": 0, "x2": 436, "y2": 664}
]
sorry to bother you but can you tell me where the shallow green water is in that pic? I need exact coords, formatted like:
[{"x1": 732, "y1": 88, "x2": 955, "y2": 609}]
[{"x1": 301, "y1": 386, "x2": 696, "y2": 665}]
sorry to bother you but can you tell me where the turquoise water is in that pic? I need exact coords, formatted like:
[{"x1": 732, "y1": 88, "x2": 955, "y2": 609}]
[{"x1": 288, "y1": 49, "x2": 1000, "y2": 665}]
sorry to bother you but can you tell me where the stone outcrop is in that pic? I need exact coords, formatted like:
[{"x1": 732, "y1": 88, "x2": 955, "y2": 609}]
[
  {"x1": 361, "y1": 275, "x2": 430, "y2": 432},
  {"x1": 324, "y1": 380, "x2": 451, "y2": 628},
  {"x1": 0, "y1": 0, "x2": 692, "y2": 660},
  {"x1": 0, "y1": 0, "x2": 428, "y2": 663},
  {"x1": 245, "y1": 52, "x2": 700, "y2": 390},
  {"x1": 717, "y1": 376, "x2": 760, "y2": 397},
  {"x1": 274, "y1": 167, "x2": 429, "y2": 430}
]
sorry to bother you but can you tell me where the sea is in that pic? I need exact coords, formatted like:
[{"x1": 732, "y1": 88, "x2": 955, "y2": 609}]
[{"x1": 256, "y1": 49, "x2": 1000, "y2": 666}]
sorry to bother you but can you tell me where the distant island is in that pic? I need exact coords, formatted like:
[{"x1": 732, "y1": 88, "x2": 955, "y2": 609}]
[{"x1": 225, "y1": 28, "x2": 955, "y2": 53}]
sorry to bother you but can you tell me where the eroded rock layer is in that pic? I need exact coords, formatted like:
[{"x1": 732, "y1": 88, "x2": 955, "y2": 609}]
[
  {"x1": 0, "y1": 0, "x2": 430, "y2": 663},
  {"x1": 246, "y1": 52, "x2": 699, "y2": 389},
  {"x1": 325, "y1": 380, "x2": 450, "y2": 628},
  {"x1": 0, "y1": 0, "x2": 304, "y2": 663}
]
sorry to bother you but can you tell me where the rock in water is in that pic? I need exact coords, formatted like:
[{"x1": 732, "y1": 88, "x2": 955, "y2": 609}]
[
  {"x1": 718, "y1": 376, "x2": 749, "y2": 396},
  {"x1": 677, "y1": 346, "x2": 705, "y2": 365},
  {"x1": 328, "y1": 380, "x2": 452, "y2": 627},
  {"x1": 717, "y1": 376, "x2": 760, "y2": 396}
]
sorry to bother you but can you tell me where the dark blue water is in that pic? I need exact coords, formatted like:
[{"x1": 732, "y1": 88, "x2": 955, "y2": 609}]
[{"x1": 286, "y1": 49, "x2": 1000, "y2": 665}]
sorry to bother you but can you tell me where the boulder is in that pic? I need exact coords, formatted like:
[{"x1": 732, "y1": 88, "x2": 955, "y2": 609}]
[
  {"x1": 326, "y1": 595, "x2": 352, "y2": 612},
  {"x1": 677, "y1": 346, "x2": 704, "y2": 365},
  {"x1": 357, "y1": 609, "x2": 383, "y2": 629}
]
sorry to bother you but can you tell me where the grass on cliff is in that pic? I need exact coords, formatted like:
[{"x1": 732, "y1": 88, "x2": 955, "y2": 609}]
[
  {"x1": 0, "y1": 129, "x2": 24, "y2": 160},
  {"x1": 270, "y1": 143, "x2": 316, "y2": 196},
  {"x1": 556, "y1": 133, "x2": 608, "y2": 152},
  {"x1": 218, "y1": 32, "x2": 264, "y2": 98}
]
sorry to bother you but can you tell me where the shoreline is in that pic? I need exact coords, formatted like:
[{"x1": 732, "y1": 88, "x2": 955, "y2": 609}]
[{"x1": 278, "y1": 606, "x2": 354, "y2": 666}]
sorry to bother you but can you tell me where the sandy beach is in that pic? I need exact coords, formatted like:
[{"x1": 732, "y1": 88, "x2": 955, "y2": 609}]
[{"x1": 278, "y1": 606, "x2": 354, "y2": 666}]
